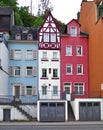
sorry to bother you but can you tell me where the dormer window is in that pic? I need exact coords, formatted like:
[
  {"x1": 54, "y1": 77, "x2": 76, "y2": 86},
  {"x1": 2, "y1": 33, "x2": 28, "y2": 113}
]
[
  {"x1": 15, "y1": 34, "x2": 21, "y2": 40},
  {"x1": 27, "y1": 34, "x2": 33, "y2": 40},
  {"x1": 70, "y1": 26, "x2": 77, "y2": 36},
  {"x1": 51, "y1": 34, "x2": 56, "y2": 42}
]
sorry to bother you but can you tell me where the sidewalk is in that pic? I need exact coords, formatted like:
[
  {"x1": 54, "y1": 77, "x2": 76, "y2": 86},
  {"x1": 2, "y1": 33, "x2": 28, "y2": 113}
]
[{"x1": 0, "y1": 121, "x2": 103, "y2": 126}]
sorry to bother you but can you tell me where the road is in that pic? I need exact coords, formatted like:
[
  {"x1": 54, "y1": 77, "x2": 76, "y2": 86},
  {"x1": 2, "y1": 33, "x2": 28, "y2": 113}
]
[{"x1": 0, "y1": 122, "x2": 103, "y2": 130}]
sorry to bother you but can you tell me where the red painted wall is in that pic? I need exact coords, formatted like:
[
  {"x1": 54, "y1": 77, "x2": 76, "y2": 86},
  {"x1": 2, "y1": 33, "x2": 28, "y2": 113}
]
[{"x1": 61, "y1": 20, "x2": 89, "y2": 99}]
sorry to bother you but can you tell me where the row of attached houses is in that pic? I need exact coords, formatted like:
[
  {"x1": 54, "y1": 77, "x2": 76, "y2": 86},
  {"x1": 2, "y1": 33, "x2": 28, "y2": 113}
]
[{"x1": 0, "y1": 3, "x2": 103, "y2": 122}]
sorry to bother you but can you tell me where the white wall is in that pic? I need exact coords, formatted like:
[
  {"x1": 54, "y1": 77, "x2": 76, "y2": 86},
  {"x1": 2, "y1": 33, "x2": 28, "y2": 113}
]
[
  {"x1": 71, "y1": 98, "x2": 103, "y2": 120},
  {"x1": 0, "y1": 42, "x2": 8, "y2": 95},
  {"x1": 0, "y1": 105, "x2": 37, "y2": 121},
  {"x1": 39, "y1": 50, "x2": 61, "y2": 99}
]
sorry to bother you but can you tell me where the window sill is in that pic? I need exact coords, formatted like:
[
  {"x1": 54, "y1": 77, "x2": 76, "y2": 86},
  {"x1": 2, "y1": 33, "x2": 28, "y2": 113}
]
[
  {"x1": 52, "y1": 77, "x2": 59, "y2": 79},
  {"x1": 40, "y1": 77, "x2": 48, "y2": 79},
  {"x1": 41, "y1": 59, "x2": 49, "y2": 61}
]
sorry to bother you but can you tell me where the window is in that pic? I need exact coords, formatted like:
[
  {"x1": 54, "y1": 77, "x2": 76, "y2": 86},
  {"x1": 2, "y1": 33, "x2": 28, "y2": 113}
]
[
  {"x1": 51, "y1": 34, "x2": 56, "y2": 42},
  {"x1": 42, "y1": 86, "x2": 47, "y2": 95},
  {"x1": 44, "y1": 33, "x2": 49, "y2": 42},
  {"x1": 74, "y1": 83, "x2": 84, "y2": 95},
  {"x1": 53, "y1": 86, "x2": 58, "y2": 95},
  {"x1": 26, "y1": 50, "x2": 33, "y2": 60},
  {"x1": 14, "y1": 50, "x2": 21, "y2": 60},
  {"x1": 64, "y1": 83, "x2": 71, "y2": 94},
  {"x1": 15, "y1": 34, "x2": 21, "y2": 40},
  {"x1": 26, "y1": 86, "x2": 32, "y2": 95},
  {"x1": 26, "y1": 66, "x2": 32, "y2": 76},
  {"x1": 42, "y1": 69, "x2": 47, "y2": 78},
  {"x1": 42, "y1": 52, "x2": 47, "y2": 59},
  {"x1": 52, "y1": 52, "x2": 58, "y2": 60},
  {"x1": 27, "y1": 34, "x2": 33, "y2": 40},
  {"x1": 70, "y1": 26, "x2": 77, "y2": 36},
  {"x1": 53, "y1": 69, "x2": 58, "y2": 77},
  {"x1": 14, "y1": 66, "x2": 20, "y2": 76},
  {"x1": 77, "y1": 64, "x2": 83, "y2": 74},
  {"x1": 76, "y1": 46, "x2": 83, "y2": 56},
  {"x1": 66, "y1": 64, "x2": 72, "y2": 74},
  {"x1": 66, "y1": 46, "x2": 72, "y2": 56}
]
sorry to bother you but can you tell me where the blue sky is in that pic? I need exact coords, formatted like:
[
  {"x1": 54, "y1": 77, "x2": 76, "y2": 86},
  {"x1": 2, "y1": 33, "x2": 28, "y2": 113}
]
[{"x1": 18, "y1": 0, "x2": 83, "y2": 24}]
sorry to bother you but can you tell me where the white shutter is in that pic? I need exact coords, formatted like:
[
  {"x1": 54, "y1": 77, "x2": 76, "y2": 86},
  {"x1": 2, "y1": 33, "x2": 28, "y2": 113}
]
[
  {"x1": 32, "y1": 66, "x2": 36, "y2": 76},
  {"x1": 10, "y1": 67, "x2": 14, "y2": 76},
  {"x1": 33, "y1": 50, "x2": 37, "y2": 59},
  {"x1": 10, "y1": 50, "x2": 14, "y2": 59},
  {"x1": 32, "y1": 87, "x2": 36, "y2": 95}
]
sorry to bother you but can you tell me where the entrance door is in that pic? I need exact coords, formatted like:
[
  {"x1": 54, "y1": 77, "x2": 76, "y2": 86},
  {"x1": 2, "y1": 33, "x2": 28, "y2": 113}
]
[
  {"x1": 64, "y1": 84, "x2": 71, "y2": 101},
  {"x1": 3, "y1": 109, "x2": 10, "y2": 121},
  {"x1": 14, "y1": 85, "x2": 20, "y2": 102}
]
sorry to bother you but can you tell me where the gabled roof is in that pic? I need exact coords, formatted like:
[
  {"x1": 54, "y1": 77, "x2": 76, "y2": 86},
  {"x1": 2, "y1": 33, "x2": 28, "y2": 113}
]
[
  {"x1": 38, "y1": 11, "x2": 61, "y2": 32},
  {"x1": 67, "y1": 19, "x2": 81, "y2": 26},
  {"x1": 9, "y1": 25, "x2": 38, "y2": 41}
]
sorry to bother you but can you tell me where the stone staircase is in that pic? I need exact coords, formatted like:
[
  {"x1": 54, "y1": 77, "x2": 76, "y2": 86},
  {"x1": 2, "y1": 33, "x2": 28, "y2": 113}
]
[
  {"x1": 12, "y1": 104, "x2": 36, "y2": 121},
  {"x1": 68, "y1": 102, "x2": 75, "y2": 121}
]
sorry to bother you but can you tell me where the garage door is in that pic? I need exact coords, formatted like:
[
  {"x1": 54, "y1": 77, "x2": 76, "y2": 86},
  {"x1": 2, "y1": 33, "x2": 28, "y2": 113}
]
[
  {"x1": 79, "y1": 102, "x2": 100, "y2": 121},
  {"x1": 40, "y1": 102, "x2": 65, "y2": 122}
]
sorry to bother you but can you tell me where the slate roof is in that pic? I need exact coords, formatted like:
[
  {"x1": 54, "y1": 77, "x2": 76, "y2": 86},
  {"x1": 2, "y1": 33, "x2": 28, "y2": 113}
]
[
  {"x1": 9, "y1": 25, "x2": 38, "y2": 41},
  {"x1": 0, "y1": 7, "x2": 13, "y2": 15}
]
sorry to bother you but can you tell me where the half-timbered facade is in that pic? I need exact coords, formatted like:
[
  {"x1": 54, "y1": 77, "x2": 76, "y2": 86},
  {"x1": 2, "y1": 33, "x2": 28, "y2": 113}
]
[{"x1": 38, "y1": 11, "x2": 61, "y2": 100}]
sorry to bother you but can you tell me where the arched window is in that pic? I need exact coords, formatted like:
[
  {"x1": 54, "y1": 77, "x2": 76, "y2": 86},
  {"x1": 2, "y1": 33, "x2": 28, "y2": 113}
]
[
  {"x1": 15, "y1": 33, "x2": 21, "y2": 40},
  {"x1": 27, "y1": 34, "x2": 33, "y2": 40}
]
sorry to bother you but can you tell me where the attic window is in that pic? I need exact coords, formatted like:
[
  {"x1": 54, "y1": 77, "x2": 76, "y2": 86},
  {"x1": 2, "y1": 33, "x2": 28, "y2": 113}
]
[
  {"x1": 22, "y1": 29, "x2": 28, "y2": 33},
  {"x1": 27, "y1": 34, "x2": 33, "y2": 40},
  {"x1": 15, "y1": 34, "x2": 21, "y2": 40},
  {"x1": 70, "y1": 26, "x2": 77, "y2": 36}
]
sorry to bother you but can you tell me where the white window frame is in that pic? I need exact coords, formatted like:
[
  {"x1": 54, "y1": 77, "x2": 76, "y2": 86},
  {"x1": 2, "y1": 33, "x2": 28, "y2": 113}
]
[
  {"x1": 42, "y1": 52, "x2": 48, "y2": 60},
  {"x1": 42, "y1": 86, "x2": 47, "y2": 95},
  {"x1": 74, "y1": 83, "x2": 84, "y2": 95},
  {"x1": 66, "y1": 64, "x2": 72, "y2": 74},
  {"x1": 51, "y1": 33, "x2": 56, "y2": 42},
  {"x1": 42, "y1": 68, "x2": 47, "y2": 78},
  {"x1": 44, "y1": 33, "x2": 49, "y2": 42},
  {"x1": 26, "y1": 66, "x2": 33, "y2": 77},
  {"x1": 77, "y1": 64, "x2": 83, "y2": 74},
  {"x1": 70, "y1": 26, "x2": 77, "y2": 36},
  {"x1": 14, "y1": 50, "x2": 21, "y2": 60},
  {"x1": 14, "y1": 66, "x2": 21, "y2": 77},
  {"x1": 66, "y1": 45, "x2": 72, "y2": 56},
  {"x1": 15, "y1": 34, "x2": 21, "y2": 40},
  {"x1": 76, "y1": 46, "x2": 83, "y2": 56},
  {"x1": 26, "y1": 86, "x2": 32, "y2": 96},
  {"x1": 53, "y1": 52, "x2": 58, "y2": 60},
  {"x1": 53, "y1": 86, "x2": 58, "y2": 95},
  {"x1": 64, "y1": 83, "x2": 71, "y2": 94},
  {"x1": 26, "y1": 50, "x2": 33, "y2": 60},
  {"x1": 53, "y1": 69, "x2": 58, "y2": 78}
]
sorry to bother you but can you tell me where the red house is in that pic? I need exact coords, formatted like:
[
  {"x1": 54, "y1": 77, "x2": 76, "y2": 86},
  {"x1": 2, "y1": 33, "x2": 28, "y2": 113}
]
[{"x1": 61, "y1": 19, "x2": 89, "y2": 100}]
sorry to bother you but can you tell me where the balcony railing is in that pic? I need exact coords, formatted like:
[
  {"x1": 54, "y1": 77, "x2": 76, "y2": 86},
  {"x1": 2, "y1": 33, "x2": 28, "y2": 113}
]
[{"x1": 0, "y1": 95, "x2": 38, "y2": 104}]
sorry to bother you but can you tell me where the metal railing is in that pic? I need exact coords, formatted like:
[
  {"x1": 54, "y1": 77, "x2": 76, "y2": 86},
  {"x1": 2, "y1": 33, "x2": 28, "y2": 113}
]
[{"x1": 0, "y1": 95, "x2": 38, "y2": 104}]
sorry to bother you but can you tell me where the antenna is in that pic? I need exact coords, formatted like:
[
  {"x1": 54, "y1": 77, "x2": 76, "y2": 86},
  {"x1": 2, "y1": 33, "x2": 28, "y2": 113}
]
[{"x1": 30, "y1": 0, "x2": 32, "y2": 14}]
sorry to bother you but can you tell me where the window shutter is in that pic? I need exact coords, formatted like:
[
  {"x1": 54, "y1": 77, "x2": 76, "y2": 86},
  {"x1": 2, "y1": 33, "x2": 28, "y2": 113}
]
[
  {"x1": 10, "y1": 50, "x2": 14, "y2": 59},
  {"x1": 32, "y1": 66, "x2": 36, "y2": 76},
  {"x1": 22, "y1": 86, "x2": 25, "y2": 96},
  {"x1": 10, "y1": 67, "x2": 14, "y2": 76},
  {"x1": 33, "y1": 50, "x2": 37, "y2": 59},
  {"x1": 32, "y1": 87, "x2": 36, "y2": 95}
]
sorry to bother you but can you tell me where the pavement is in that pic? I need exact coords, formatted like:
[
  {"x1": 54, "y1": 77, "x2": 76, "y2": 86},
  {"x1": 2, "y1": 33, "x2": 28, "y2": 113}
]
[{"x1": 0, "y1": 121, "x2": 103, "y2": 126}]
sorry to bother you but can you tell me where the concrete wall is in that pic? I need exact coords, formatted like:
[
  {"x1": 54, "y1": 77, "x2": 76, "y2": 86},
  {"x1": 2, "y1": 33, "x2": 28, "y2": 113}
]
[
  {"x1": 0, "y1": 105, "x2": 37, "y2": 121},
  {"x1": 71, "y1": 98, "x2": 103, "y2": 120}
]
